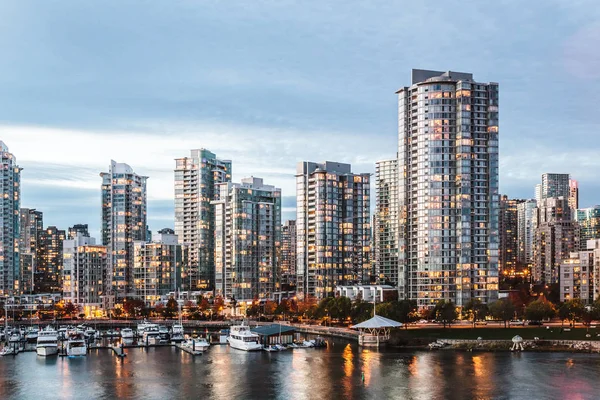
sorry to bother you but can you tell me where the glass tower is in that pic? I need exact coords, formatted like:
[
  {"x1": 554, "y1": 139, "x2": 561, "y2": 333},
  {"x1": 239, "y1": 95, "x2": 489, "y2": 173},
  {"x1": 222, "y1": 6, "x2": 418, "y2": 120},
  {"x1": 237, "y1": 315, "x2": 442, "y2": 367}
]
[
  {"x1": 397, "y1": 69, "x2": 499, "y2": 307},
  {"x1": 19, "y1": 208, "x2": 43, "y2": 294},
  {"x1": 375, "y1": 158, "x2": 399, "y2": 286},
  {"x1": 101, "y1": 160, "x2": 148, "y2": 300},
  {"x1": 174, "y1": 149, "x2": 231, "y2": 291},
  {"x1": 0, "y1": 141, "x2": 21, "y2": 295}
]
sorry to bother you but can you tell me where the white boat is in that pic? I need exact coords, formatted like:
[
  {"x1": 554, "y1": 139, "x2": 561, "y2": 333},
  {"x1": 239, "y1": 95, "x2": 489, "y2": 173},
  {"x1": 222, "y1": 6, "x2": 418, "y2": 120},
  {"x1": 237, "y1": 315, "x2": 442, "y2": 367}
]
[
  {"x1": 25, "y1": 327, "x2": 39, "y2": 342},
  {"x1": 158, "y1": 325, "x2": 170, "y2": 341},
  {"x1": 182, "y1": 338, "x2": 210, "y2": 352},
  {"x1": 142, "y1": 326, "x2": 161, "y2": 345},
  {"x1": 137, "y1": 320, "x2": 156, "y2": 335},
  {"x1": 264, "y1": 345, "x2": 279, "y2": 352},
  {"x1": 66, "y1": 333, "x2": 87, "y2": 357},
  {"x1": 36, "y1": 326, "x2": 59, "y2": 356},
  {"x1": 8, "y1": 332, "x2": 22, "y2": 343},
  {"x1": 170, "y1": 324, "x2": 184, "y2": 343},
  {"x1": 84, "y1": 327, "x2": 97, "y2": 340},
  {"x1": 120, "y1": 328, "x2": 134, "y2": 339},
  {"x1": 227, "y1": 322, "x2": 263, "y2": 351},
  {"x1": 0, "y1": 347, "x2": 16, "y2": 356},
  {"x1": 274, "y1": 344, "x2": 288, "y2": 351}
]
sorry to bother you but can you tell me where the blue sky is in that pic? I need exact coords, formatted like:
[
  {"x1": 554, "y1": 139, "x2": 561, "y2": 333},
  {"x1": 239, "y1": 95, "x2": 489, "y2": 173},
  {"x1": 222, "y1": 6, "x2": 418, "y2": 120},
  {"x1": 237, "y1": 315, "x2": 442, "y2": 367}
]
[{"x1": 1, "y1": 0, "x2": 599, "y2": 237}]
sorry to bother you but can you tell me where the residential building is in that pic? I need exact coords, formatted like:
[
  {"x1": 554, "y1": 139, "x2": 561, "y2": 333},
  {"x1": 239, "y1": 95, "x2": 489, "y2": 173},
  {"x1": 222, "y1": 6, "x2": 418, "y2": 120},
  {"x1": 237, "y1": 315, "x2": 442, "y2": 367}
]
[
  {"x1": 133, "y1": 228, "x2": 185, "y2": 306},
  {"x1": 517, "y1": 200, "x2": 537, "y2": 266},
  {"x1": 396, "y1": 69, "x2": 499, "y2": 307},
  {"x1": 569, "y1": 180, "x2": 579, "y2": 214},
  {"x1": 296, "y1": 161, "x2": 371, "y2": 300},
  {"x1": 499, "y1": 196, "x2": 523, "y2": 274},
  {"x1": 101, "y1": 160, "x2": 148, "y2": 300},
  {"x1": 536, "y1": 173, "x2": 577, "y2": 218},
  {"x1": 36, "y1": 226, "x2": 65, "y2": 293},
  {"x1": 213, "y1": 177, "x2": 281, "y2": 302},
  {"x1": 335, "y1": 285, "x2": 399, "y2": 303},
  {"x1": 68, "y1": 224, "x2": 90, "y2": 240},
  {"x1": 576, "y1": 206, "x2": 600, "y2": 249},
  {"x1": 62, "y1": 234, "x2": 108, "y2": 318},
  {"x1": 280, "y1": 220, "x2": 297, "y2": 289},
  {"x1": 19, "y1": 208, "x2": 43, "y2": 294},
  {"x1": 375, "y1": 158, "x2": 399, "y2": 286},
  {"x1": 559, "y1": 239, "x2": 600, "y2": 304},
  {"x1": 174, "y1": 149, "x2": 232, "y2": 291},
  {"x1": 0, "y1": 141, "x2": 21, "y2": 295},
  {"x1": 533, "y1": 197, "x2": 579, "y2": 284}
]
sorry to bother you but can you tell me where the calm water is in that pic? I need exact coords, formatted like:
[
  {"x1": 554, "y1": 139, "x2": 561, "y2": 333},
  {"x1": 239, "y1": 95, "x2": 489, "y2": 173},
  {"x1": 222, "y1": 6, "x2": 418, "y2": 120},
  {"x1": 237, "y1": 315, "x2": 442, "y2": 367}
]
[{"x1": 1, "y1": 340, "x2": 599, "y2": 399}]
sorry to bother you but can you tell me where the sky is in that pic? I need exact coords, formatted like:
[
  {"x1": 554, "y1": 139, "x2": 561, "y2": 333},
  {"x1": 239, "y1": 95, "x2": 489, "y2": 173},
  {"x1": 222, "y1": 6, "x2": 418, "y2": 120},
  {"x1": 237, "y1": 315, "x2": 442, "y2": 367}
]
[{"x1": 1, "y1": 0, "x2": 599, "y2": 237}]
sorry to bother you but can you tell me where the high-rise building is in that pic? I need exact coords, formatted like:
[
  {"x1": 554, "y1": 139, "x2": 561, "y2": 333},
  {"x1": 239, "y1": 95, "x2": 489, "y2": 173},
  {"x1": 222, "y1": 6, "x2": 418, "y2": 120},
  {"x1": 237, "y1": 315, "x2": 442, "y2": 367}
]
[
  {"x1": 213, "y1": 177, "x2": 281, "y2": 302},
  {"x1": 539, "y1": 173, "x2": 570, "y2": 200},
  {"x1": 280, "y1": 220, "x2": 297, "y2": 289},
  {"x1": 569, "y1": 179, "x2": 579, "y2": 213},
  {"x1": 499, "y1": 196, "x2": 523, "y2": 274},
  {"x1": 174, "y1": 149, "x2": 231, "y2": 291},
  {"x1": 375, "y1": 158, "x2": 399, "y2": 286},
  {"x1": 533, "y1": 197, "x2": 579, "y2": 284},
  {"x1": 559, "y1": 239, "x2": 600, "y2": 304},
  {"x1": 517, "y1": 199, "x2": 537, "y2": 266},
  {"x1": 68, "y1": 224, "x2": 89, "y2": 240},
  {"x1": 19, "y1": 208, "x2": 43, "y2": 294},
  {"x1": 35, "y1": 226, "x2": 65, "y2": 293},
  {"x1": 101, "y1": 160, "x2": 148, "y2": 300},
  {"x1": 396, "y1": 69, "x2": 499, "y2": 307},
  {"x1": 133, "y1": 228, "x2": 184, "y2": 306},
  {"x1": 62, "y1": 234, "x2": 108, "y2": 318},
  {"x1": 0, "y1": 141, "x2": 21, "y2": 295},
  {"x1": 576, "y1": 206, "x2": 600, "y2": 249},
  {"x1": 296, "y1": 161, "x2": 371, "y2": 300}
]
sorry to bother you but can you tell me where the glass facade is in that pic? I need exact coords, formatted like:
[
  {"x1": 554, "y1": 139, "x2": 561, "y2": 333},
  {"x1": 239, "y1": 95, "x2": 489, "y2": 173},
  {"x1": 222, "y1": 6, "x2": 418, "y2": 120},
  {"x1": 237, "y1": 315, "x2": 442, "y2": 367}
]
[
  {"x1": 213, "y1": 177, "x2": 281, "y2": 301},
  {"x1": 397, "y1": 69, "x2": 499, "y2": 308},
  {"x1": 0, "y1": 141, "x2": 20, "y2": 295},
  {"x1": 36, "y1": 226, "x2": 66, "y2": 293},
  {"x1": 517, "y1": 199, "x2": 537, "y2": 265},
  {"x1": 296, "y1": 161, "x2": 371, "y2": 300},
  {"x1": 19, "y1": 208, "x2": 43, "y2": 294},
  {"x1": 499, "y1": 196, "x2": 523, "y2": 274},
  {"x1": 101, "y1": 160, "x2": 148, "y2": 300},
  {"x1": 174, "y1": 149, "x2": 231, "y2": 291},
  {"x1": 280, "y1": 220, "x2": 297, "y2": 288},
  {"x1": 375, "y1": 159, "x2": 399, "y2": 285},
  {"x1": 577, "y1": 206, "x2": 600, "y2": 250}
]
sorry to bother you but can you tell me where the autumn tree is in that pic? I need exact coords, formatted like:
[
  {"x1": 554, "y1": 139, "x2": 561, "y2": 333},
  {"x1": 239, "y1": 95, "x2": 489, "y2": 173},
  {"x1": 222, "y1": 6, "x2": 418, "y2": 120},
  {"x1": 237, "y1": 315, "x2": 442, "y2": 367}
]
[{"x1": 489, "y1": 298, "x2": 516, "y2": 328}]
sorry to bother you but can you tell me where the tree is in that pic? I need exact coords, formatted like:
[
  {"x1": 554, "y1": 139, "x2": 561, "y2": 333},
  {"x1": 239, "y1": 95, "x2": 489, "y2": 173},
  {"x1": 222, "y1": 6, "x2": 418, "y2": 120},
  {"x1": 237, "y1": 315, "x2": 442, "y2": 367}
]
[
  {"x1": 297, "y1": 295, "x2": 318, "y2": 318},
  {"x1": 154, "y1": 303, "x2": 165, "y2": 317},
  {"x1": 264, "y1": 300, "x2": 277, "y2": 315},
  {"x1": 351, "y1": 300, "x2": 374, "y2": 324},
  {"x1": 489, "y1": 298, "x2": 516, "y2": 328},
  {"x1": 112, "y1": 307, "x2": 123, "y2": 318},
  {"x1": 462, "y1": 299, "x2": 489, "y2": 327},
  {"x1": 64, "y1": 302, "x2": 77, "y2": 319},
  {"x1": 122, "y1": 297, "x2": 145, "y2": 318},
  {"x1": 559, "y1": 299, "x2": 585, "y2": 326},
  {"x1": 275, "y1": 299, "x2": 291, "y2": 316},
  {"x1": 525, "y1": 298, "x2": 555, "y2": 322},
  {"x1": 164, "y1": 297, "x2": 179, "y2": 319},
  {"x1": 198, "y1": 298, "x2": 210, "y2": 314},
  {"x1": 432, "y1": 300, "x2": 458, "y2": 328}
]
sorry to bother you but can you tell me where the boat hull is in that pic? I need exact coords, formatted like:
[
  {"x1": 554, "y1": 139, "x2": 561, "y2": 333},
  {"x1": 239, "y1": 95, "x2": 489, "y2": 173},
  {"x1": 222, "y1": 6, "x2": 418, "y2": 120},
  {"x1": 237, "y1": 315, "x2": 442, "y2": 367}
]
[
  {"x1": 67, "y1": 347, "x2": 87, "y2": 357},
  {"x1": 227, "y1": 338, "x2": 263, "y2": 352},
  {"x1": 36, "y1": 345, "x2": 59, "y2": 357}
]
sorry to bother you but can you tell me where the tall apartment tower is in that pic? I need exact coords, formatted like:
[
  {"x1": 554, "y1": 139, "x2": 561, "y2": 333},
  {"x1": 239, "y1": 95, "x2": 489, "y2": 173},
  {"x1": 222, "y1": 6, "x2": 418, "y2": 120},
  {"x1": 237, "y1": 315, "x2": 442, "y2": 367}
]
[
  {"x1": 537, "y1": 173, "x2": 577, "y2": 218},
  {"x1": 101, "y1": 160, "x2": 148, "y2": 300},
  {"x1": 213, "y1": 177, "x2": 281, "y2": 301},
  {"x1": 533, "y1": 197, "x2": 579, "y2": 284},
  {"x1": 397, "y1": 69, "x2": 499, "y2": 307},
  {"x1": 576, "y1": 206, "x2": 600, "y2": 250},
  {"x1": 375, "y1": 158, "x2": 400, "y2": 286},
  {"x1": 280, "y1": 220, "x2": 297, "y2": 289},
  {"x1": 68, "y1": 224, "x2": 89, "y2": 240},
  {"x1": 36, "y1": 226, "x2": 66, "y2": 293},
  {"x1": 174, "y1": 149, "x2": 231, "y2": 291},
  {"x1": 62, "y1": 234, "x2": 108, "y2": 318},
  {"x1": 517, "y1": 199, "x2": 537, "y2": 266},
  {"x1": 19, "y1": 208, "x2": 43, "y2": 294},
  {"x1": 133, "y1": 229, "x2": 184, "y2": 306},
  {"x1": 0, "y1": 142, "x2": 21, "y2": 295},
  {"x1": 296, "y1": 161, "x2": 371, "y2": 300},
  {"x1": 499, "y1": 196, "x2": 523, "y2": 273}
]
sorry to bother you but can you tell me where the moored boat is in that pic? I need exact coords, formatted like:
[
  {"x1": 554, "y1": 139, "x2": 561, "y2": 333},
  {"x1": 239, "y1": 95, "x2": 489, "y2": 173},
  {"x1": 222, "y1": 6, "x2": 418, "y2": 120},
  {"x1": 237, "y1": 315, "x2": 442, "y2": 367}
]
[
  {"x1": 227, "y1": 322, "x2": 263, "y2": 352},
  {"x1": 66, "y1": 333, "x2": 87, "y2": 357},
  {"x1": 36, "y1": 326, "x2": 59, "y2": 357}
]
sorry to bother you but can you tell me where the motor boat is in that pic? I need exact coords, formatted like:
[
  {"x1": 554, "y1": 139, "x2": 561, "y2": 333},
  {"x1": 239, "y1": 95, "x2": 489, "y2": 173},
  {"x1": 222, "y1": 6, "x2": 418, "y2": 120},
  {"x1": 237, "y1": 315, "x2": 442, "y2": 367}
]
[
  {"x1": 137, "y1": 320, "x2": 156, "y2": 336},
  {"x1": 25, "y1": 327, "x2": 39, "y2": 342},
  {"x1": 120, "y1": 328, "x2": 134, "y2": 340},
  {"x1": 36, "y1": 326, "x2": 59, "y2": 357},
  {"x1": 182, "y1": 338, "x2": 210, "y2": 352},
  {"x1": 158, "y1": 325, "x2": 170, "y2": 342},
  {"x1": 66, "y1": 333, "x2": 87, "y2": 357},
  {"x1": 0, "y1": 346, "x2": 16, "y2": 356},
  {"x1": 170, "y1": 324, "x2": 184, "y2": 343},
  {"x1": 8, "y1": 332, "x2": 22, "y2": 344},
  {"x1": 264, "y1": 345, "x2": 279, "y2": 352},
  {"x1": 227, "y1": 322, "x2": 263, "y2": 351},
  {"x1": 84, "y1": 327, "x2": 97, "y2": 340},
  {"x1": 142, "y1": 325, "x2": 161, "y2": 345},
  {"x1": 102, "y1": 329, "x2": 120, "y2": 338}
]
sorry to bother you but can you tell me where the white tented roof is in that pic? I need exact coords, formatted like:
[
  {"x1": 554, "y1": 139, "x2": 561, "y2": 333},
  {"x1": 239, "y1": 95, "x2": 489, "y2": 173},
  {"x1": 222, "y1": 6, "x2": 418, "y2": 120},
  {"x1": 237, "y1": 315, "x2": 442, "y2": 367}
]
[{"x1": 351, "y1": 315, "x2": 402, "y2": 329}]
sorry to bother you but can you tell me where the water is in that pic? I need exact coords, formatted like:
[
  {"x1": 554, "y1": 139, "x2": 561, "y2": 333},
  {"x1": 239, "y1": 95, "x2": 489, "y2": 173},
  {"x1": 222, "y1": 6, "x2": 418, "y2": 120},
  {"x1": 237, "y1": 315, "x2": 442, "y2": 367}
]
[{"x1": 1, "y1": 340, "x2": 599, "y2": 399}]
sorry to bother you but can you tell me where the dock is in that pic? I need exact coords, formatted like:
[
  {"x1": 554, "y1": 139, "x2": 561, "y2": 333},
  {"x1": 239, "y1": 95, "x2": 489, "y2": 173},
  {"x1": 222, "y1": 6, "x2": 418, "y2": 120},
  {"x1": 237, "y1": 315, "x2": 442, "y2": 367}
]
[
  {"x1": 175, "y1": 344, "x2": 203, "y2": 356},
  {"x1": 110, "y1": 345, "x2": 127, "y2": 358}
]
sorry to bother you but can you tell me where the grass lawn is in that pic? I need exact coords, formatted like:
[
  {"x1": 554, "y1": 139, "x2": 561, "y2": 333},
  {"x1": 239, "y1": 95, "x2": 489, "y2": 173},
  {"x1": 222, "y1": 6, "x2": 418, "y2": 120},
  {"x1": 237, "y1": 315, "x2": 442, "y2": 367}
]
[{"x1": 395, "y1": 327, "x2": 600, "y2": 341}]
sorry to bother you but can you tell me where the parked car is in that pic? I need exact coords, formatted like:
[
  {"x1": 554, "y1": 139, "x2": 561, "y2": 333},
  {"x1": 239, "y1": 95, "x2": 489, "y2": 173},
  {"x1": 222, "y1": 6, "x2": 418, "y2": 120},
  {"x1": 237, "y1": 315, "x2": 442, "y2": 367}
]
[
  {"x1": 475, "y1": 321, "x2": 488, "y2": 326},
  {"x1": 527, "y1": 321, "x2": 543, "y2": 326},
  {"x1": 509, "y1": 320, "x2": 525, "y2": 326}
]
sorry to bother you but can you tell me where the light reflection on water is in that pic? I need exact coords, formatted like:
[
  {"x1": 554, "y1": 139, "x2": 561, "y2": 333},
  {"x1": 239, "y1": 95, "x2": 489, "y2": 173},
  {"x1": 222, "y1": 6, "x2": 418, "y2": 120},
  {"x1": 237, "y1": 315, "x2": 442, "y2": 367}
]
[{"x1": 1, "y1": 340, "x2": 600, "y2": 399}]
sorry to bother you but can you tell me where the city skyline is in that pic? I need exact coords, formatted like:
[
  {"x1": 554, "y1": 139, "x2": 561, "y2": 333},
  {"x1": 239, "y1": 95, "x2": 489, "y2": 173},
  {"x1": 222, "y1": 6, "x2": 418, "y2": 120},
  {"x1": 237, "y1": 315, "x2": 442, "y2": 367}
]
[{"x1": 1, "y1": 1, "x2": 599, "y2": 235}]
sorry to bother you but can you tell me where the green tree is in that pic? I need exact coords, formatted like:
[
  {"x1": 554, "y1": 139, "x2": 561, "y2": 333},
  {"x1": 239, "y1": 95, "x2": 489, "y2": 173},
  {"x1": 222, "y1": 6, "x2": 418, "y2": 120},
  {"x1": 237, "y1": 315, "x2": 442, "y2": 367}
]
[
  {"x1": 489, "y1": 298, "x2": 516, "y2": 328},
  {"x1": 351, "y1": 300, "x2": 374, "y2": 324},
  {"x1": 275, "y1": 299, "x2": 291, "y2": 316},
  {"x1": 462, "y1": 299, "x2": 489, "y2": 327},
  {"x1": 164, "y1": 297, "x2": 178, "y2": 319},
  {"x1": 432, "y1": 300, "x2": 458, "y2": 328},
  {"x1": 559, "y1": 299, "x2": 585, "y2": 326},
  {"x1": 525, "y1": 298, "x2": 555, "y2": 322},
  {"x1": 64, "y1": 302, "x2": 78, "y2": 319}
]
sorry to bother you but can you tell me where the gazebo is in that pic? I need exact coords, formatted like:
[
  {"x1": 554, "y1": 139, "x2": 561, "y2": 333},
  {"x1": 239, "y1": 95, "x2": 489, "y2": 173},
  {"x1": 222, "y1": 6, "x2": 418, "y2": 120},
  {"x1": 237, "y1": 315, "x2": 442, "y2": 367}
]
[{"x1": 351, "y1": 315, "x2": 402, "y2": 347}]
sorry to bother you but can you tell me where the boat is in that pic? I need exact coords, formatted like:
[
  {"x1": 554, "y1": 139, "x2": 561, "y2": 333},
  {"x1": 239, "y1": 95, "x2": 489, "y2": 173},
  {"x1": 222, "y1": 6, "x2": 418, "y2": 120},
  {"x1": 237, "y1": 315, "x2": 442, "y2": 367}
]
[
  {"x1": 264, "y1": 345, "x2": 279, "y2": 352},
  {"x1": 274, "y1": 344, "x2": 288, "y2": 351},
  {"x1": 158, "y1": 325, "x2": 170, "y2": 342},
  {"x1": 120, "y1": 328, "x2": 134, "y2": 339},
  {"x1": 25, "y1": 327, "x2": 39, "y2": 342},
  {"x1": 301, "y1": 340, "x2": 315, "y2": 348},
  {"x1": 8, "y1": 332, "x2": 22, "y2": 343},
  {"x1": 142, "y1": 325, "x2": 161, "y2": 345},
  {"x1": 137, "y1": 320, "x2": 156, "y2": 336},
  {"x1": 102, "y1": 329, "x2": 120, "y2": 338},
  {"x1": 36, "y1": 326, "x2": 59, "y2": 356},
  {"x1": 170, "y1": 324, "x2": 184, "y2": 343},
  {"x1": 182, "y1": 338, "x2": 210, "y2": 352},
  {"x1": 227, "y1": 322, "x2": 263, "y2": 351},
  {"x1": 66, "y1": 333, "x2": 87, "y2": 357},
  {"x1": 84, "y1": 327, "x2": 97, "y2": 340},
  {"x1": 0, "y1": 347, "x2": 16, "y2": 356}
]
